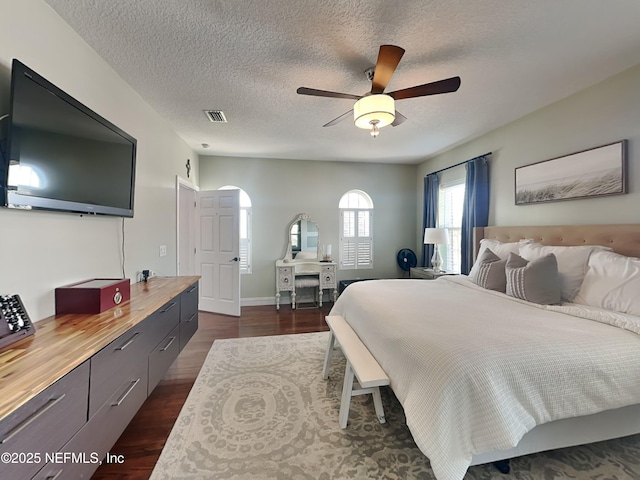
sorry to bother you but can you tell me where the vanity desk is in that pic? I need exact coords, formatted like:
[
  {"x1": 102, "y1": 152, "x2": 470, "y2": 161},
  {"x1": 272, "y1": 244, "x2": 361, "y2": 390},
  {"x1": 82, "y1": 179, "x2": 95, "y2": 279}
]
[
  {"x1": 276, "y1": 213, "x2": 338, "y2": 310},
  {"x1": 275, "y1": 259, "x2": 337, "y2": 310}
]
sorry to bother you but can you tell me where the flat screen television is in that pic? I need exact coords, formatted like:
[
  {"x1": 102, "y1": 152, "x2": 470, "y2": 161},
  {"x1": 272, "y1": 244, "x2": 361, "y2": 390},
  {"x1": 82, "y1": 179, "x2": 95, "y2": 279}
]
[{"x1": 1, "y1": 59, "x2": 137, "y2": 217}]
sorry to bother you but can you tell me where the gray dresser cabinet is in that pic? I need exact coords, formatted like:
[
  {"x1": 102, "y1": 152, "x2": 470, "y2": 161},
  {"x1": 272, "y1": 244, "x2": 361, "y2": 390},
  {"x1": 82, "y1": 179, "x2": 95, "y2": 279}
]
[{"x1": 0, "y1": 279, "x2": 199, "y2": 480}]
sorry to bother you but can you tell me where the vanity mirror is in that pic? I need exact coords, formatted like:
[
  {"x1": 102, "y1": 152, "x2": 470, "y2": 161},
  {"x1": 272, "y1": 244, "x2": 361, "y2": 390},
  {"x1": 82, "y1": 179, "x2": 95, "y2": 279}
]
[{"x1": 282, "y1": 213, "x2": 320, "y2": 261}]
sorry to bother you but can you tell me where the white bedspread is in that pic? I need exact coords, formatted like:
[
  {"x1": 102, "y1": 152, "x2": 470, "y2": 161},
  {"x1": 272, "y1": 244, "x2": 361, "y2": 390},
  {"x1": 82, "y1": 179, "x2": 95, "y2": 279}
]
[{"x1": 329, "y1": 276, "x2": 640, "y2": 480}]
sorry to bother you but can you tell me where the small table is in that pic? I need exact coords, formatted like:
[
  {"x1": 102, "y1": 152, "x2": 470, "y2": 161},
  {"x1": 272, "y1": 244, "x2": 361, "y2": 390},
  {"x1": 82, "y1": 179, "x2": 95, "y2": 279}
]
[
  {"x1": 409, "y1": 267, "x2": 451, "y2": 280},
  {"x1": 275, "y1": 260, "x2": 338, "y2": 309}
]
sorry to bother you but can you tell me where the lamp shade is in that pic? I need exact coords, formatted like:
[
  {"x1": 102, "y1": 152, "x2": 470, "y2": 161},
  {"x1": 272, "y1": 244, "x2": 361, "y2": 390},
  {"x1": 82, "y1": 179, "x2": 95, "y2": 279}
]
[
  {"x1": 353, "y1": 94, "x2": 395, "y2": 129},
  {"x1": 424, "y1": 227, "x2": 448, "y2": 245}
]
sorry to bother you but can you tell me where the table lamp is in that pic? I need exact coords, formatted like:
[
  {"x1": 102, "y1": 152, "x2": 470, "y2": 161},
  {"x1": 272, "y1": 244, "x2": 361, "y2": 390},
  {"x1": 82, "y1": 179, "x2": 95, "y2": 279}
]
[{"x1": 423, "y1": 228, "x2": 448, "y2": 273}]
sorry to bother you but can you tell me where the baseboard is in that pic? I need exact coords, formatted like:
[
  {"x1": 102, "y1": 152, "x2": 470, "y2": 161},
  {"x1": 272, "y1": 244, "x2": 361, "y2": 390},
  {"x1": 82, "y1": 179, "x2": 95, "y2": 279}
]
[
  {"x1": 241, "y1": 292, "x2": 332, "y2": 307},
  {"x1": 241, "y1": 297, "x2": 276, "y2": 307}
]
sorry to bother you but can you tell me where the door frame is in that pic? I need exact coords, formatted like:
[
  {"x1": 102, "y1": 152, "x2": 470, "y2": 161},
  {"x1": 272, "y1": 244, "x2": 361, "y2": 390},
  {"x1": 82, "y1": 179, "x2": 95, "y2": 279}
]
[{"x1": 176, "y1": 176, "x2": 199, "y2": 276}]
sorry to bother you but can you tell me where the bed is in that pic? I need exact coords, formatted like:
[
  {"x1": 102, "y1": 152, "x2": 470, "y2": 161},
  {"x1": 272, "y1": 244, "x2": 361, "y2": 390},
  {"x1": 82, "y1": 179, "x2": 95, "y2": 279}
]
[{"x1": 329, "y1": 224, "x2": 640, "y2": 480}]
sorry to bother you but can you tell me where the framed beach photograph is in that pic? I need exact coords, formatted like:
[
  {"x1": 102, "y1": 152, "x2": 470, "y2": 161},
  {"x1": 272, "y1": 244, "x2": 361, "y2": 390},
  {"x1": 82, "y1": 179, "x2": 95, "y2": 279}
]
[{"x1": 515, "y1": 140, "x2": 627, "y2": 205}]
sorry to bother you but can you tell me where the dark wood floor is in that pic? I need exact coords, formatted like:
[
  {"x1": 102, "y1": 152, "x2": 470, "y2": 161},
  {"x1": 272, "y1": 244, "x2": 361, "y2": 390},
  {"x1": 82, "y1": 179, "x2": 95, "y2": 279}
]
[{"x1": 91, "y1": 304, "x2": 331, "y2": 479}]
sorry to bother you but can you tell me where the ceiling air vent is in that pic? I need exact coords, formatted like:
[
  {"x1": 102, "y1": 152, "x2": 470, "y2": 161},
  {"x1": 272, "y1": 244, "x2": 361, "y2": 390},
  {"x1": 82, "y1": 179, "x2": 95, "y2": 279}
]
[{"x1": 204, "y1": 110, "x2": 228, "y2": 123}]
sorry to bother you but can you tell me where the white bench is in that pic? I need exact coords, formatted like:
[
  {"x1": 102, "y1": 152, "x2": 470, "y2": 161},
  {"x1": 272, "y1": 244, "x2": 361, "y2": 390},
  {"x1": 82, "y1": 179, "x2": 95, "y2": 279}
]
[{"x1": 323, "y1": 315, "x2": 390, "y2": 428}]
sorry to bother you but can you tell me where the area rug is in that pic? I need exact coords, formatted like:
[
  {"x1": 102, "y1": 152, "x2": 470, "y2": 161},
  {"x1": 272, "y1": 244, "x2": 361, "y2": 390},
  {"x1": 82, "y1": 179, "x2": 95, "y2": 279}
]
[{"x1": 150, "y1": 332, "x2": 640, "y2": 479}]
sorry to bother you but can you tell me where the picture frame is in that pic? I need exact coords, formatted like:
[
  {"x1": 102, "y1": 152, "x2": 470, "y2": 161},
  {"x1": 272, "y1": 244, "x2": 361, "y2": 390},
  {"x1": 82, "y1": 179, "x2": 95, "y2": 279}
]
[{"x1": 515, "y1": 140, "x2": 627, "y2": 205}]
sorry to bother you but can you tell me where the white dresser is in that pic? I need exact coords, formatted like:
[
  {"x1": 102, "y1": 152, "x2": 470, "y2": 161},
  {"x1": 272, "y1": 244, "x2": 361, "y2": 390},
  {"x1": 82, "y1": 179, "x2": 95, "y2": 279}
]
[{"x1": 275, "y1": 260, "x2": 337, "y2": 310}]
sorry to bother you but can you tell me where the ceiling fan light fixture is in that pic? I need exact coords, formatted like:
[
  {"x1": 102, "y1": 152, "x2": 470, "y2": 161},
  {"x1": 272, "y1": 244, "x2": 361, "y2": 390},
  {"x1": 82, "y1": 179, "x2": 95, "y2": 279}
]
[{"x1": 353, "y1": 94, "x2": 395, "y2": 129}]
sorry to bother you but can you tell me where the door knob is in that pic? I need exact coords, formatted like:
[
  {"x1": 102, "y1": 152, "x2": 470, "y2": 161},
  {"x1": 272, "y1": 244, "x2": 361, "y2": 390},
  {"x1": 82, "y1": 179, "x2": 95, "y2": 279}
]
[{"x1": 229, "y1": 257, "x2": 239, "y2": 262}]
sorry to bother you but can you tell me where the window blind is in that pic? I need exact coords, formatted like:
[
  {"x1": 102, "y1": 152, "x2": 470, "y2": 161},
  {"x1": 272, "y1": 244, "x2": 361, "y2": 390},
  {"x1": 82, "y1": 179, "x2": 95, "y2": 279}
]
[
  {"x1": 438, "y1": 182, "x2": 465, "y2": 273},
  {"x1": 340, "y1": 209, "x2": 373, "y2": 269}
]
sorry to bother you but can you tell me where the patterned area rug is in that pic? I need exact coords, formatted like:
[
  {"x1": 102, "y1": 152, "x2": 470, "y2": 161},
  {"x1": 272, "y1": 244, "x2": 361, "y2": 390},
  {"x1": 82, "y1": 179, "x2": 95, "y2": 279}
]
[{"x1": 150, "y1": 332, "x2": 640, "y2": 479}]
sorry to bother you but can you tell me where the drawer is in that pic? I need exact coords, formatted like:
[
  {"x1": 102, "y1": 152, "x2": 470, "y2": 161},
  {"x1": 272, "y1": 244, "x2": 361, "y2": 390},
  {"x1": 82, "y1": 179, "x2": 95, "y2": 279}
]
[
  {"x1": 320, "y1": 266, "x2": 336, "y2": 288},
  {"x1": 179, "y1": 311, "x2": 198, "y2": 351},
  {"x1": 58, "y1": 364, "x2": 148, "y2": 480},
  {"x1": 278, "y1": 267, "x2": 294, "y2": 291},
  {"x1": 0, "y1": 361, "x2": 89, "y2": 480},
  {"x1": 180, "y1": 282, "x2": 198, "y2": 322},
  {"x1": 148, "y1": 325, "x2": 180, "y2": 395},
  {"x1": 31, "y1": 455, "x2": 98, "y2": 480},
  {"x1": 142, "y1": 297, "x2": 181, "y2": 354},
  {"x1": 89, "y1": 326, "x2": 148, "y2": 417}
]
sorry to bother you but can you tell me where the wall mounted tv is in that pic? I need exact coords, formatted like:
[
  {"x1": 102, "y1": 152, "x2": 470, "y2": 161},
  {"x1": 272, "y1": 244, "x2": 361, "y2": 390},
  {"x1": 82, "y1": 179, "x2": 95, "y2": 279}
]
[{"x1": 1, "y1": 59, "x2": 137, "y2": 217}]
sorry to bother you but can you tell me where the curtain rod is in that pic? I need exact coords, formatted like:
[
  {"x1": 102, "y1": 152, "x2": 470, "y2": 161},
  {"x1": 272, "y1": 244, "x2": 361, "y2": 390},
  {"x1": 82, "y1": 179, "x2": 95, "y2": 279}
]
[{"x1": 427, "y1": 152, "x2": 492, "y2": 176}]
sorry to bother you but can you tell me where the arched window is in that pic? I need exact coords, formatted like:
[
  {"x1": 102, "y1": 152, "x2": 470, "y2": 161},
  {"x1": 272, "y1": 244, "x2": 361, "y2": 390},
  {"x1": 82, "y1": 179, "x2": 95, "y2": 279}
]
[
  {"x1": 219, "y1": 185, "x2": 252, "y2": 274},
  {"x1": 339, "y1": 190, "x2": 373, "y2": 269}
]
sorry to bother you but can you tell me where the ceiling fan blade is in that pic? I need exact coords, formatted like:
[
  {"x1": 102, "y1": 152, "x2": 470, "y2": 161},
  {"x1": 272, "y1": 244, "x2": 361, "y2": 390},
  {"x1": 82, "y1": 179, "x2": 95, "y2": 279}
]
[
  {"x1": 388, "y1": 76, "x2": 461, "y2": 100},
  {"x1": 323, "y1": 110, "x2": 353, "y2": 127},
  {"x1": 297, "y1": 87, "x2": 361, "y2": 100},
  {"x1": 391, "y1": 111, "x2": 407, "y2": 127},
  {"x1": 371, "y1": 45, "x2": 405, "y2": 94}
]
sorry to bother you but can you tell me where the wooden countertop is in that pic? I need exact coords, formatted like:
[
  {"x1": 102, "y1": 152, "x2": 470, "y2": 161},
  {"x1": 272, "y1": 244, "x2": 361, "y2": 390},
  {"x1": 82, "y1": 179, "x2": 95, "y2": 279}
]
[{"x1": 0, "y1": 276, "x2": 200, "y2": 421}]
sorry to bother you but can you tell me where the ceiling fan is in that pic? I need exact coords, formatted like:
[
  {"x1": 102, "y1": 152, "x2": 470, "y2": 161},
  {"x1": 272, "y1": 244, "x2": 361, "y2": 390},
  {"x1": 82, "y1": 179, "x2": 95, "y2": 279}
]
[{"x1": 297, "y1": 45, "x2": 461, "y2": 137}]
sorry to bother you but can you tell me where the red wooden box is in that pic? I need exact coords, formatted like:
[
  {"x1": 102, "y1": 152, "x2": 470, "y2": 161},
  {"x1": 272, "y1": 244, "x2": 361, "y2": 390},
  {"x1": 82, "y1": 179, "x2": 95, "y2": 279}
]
[{"x1": 55, "y1": 278, "x2": 131, "y2": 314}]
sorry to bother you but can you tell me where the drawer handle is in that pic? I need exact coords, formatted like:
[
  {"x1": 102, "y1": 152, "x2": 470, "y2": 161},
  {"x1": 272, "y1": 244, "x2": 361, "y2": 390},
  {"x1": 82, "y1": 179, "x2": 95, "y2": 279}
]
[
  {"x1": 160, "y1": 336, "x2": 176, "y2": 352},
  {"x1": 187, "y1": 285, "x2": 197, "y2": 293},
  {"x1": 184, "y1": 313, "x2": 196, "y2": 323},
  {"x1": 115, "y1": 332, "x2": 140, "y2": 351},
  {"x1": 112, "y1": 379, "x2": 140, "y2": 407},
  {"x1": 161, "y1": 302, "x2": 177, "y2": 313},
  {"x1": 0, "y1": 394, "x2": 66, "y2": 444},
  {"x1": 46, "y1": 470, "x2": 64, "y2": 480}
]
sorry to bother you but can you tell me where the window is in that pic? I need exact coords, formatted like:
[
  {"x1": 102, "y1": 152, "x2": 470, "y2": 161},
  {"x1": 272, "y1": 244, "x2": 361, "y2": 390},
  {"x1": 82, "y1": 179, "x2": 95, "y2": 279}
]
[
  {"x1": 8, "y1": 164, "x2": 42, "y2": 189},
  {"x1": 218, "y1": 186, "x2": 252, "y2": 274},
  {"x1": 438, "y1": 180, "x2": 465, "y2": 273},
  {"x1": 339, "y1": 190, "x2": 373, "y2": 269},
  {"x1": 290, "y1": 221, "x2": 301, "y2": 253}
]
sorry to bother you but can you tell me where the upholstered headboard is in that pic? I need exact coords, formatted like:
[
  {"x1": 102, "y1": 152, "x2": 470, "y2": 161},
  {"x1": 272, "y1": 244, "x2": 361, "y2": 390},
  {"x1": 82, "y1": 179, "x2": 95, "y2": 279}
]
[{"x1": 474, "y1": 224, "x2": 640, "y2": 259}]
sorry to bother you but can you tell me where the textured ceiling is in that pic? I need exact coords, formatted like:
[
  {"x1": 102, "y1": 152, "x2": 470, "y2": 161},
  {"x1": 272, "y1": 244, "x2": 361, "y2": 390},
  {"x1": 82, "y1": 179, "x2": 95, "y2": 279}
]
[{"x1": 45, "y1": 0, "x2": 640, "y2": 164}]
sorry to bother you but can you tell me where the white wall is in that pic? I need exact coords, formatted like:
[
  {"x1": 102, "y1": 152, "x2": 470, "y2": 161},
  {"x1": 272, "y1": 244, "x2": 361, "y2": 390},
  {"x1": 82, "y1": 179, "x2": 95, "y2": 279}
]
[
  {"x1": 199, "y1": 156, "x2": 417, "y2": 302},
  {"x1": 0, "y1": 0, "x2": 198, "y2": 321},
  {"x1": 417, "y1": 63, "x2": 640, "y2": 244}
]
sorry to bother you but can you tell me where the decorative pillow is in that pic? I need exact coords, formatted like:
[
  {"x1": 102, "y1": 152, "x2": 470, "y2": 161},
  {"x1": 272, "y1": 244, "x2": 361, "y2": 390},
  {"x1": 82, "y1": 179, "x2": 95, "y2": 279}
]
[
  {"x1": 519, "y1": 243, "x2": 611, "y2": 302},
  {"x1": 505, "y1": 252, "x2": 561, "y2": 305},
  {"x1": 574, "y1": 250, "x2": 640, "y2": 316},
  {"x1": 468, "y1": 248, "x2": 507, "y2": 292},
  {"x1": 469, "y1": 238, "x2": 534, "y2": 279}
]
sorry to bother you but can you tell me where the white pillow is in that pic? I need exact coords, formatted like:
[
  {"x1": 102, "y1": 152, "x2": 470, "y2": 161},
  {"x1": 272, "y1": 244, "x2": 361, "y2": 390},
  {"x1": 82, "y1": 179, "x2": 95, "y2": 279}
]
[
  {"x1": 574, "y1": 250, "x2": 640, "y2": 316},
  {"x1": 295, "y1": 251, "x2": 317, "y2": 259},
  {"x1": 519, "y1": 243, "x2": 611, "y2": 302},
  {"x1": 469, "y1": 238, "x2": 533, "y2": 279}
]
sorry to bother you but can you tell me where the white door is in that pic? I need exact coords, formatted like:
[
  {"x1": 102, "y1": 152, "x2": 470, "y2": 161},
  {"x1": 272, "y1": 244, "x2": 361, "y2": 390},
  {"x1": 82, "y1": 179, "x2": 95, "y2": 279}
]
[
  {"x1": 177, "y1": 179, "x2": 197, "y2": 275},
  {"x1": 197, "y1": 189, "x2": 241, "y2": 316}
]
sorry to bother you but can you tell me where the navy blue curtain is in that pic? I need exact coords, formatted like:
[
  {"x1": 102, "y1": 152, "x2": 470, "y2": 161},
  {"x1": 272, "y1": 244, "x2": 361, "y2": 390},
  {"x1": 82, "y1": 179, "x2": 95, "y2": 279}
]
[
  {"x1": 460, "y1": 156, "x2": 490, "y2": 274},
  {"x1": 422, "y1": 173, "x2": 439, "y2": 267}
]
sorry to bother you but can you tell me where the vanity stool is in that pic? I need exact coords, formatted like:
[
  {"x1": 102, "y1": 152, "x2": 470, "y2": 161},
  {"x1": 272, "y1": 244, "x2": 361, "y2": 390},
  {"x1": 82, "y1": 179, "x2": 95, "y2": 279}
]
[{"x1": 294, "y1": 275, "x2": 321, "y2": 308}]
